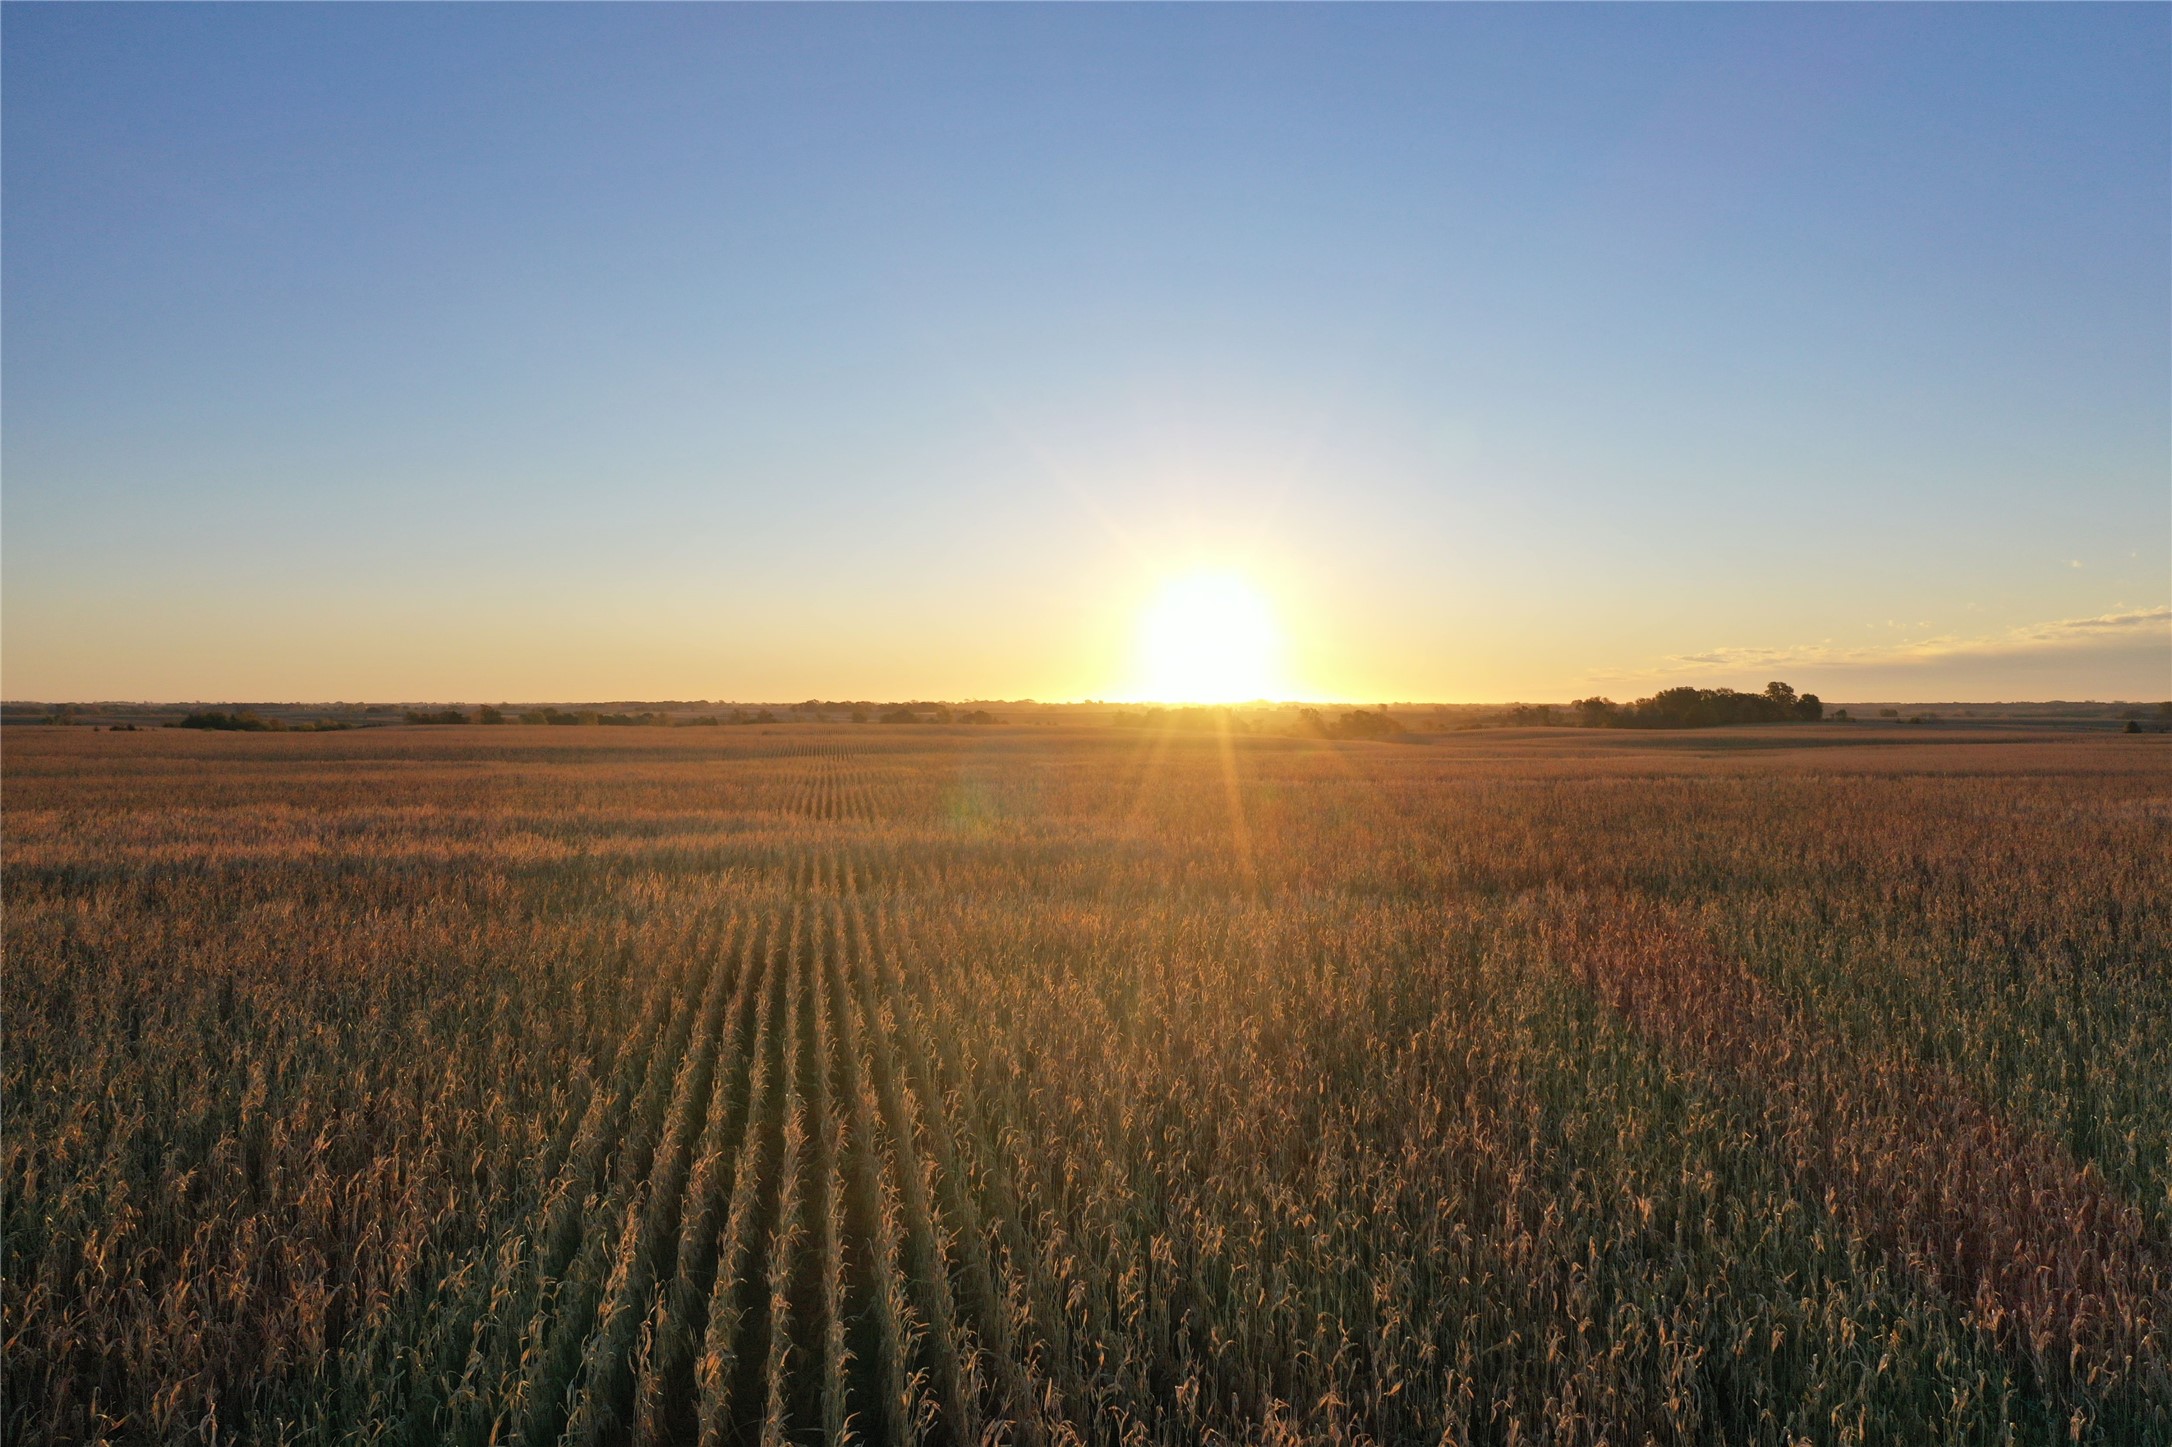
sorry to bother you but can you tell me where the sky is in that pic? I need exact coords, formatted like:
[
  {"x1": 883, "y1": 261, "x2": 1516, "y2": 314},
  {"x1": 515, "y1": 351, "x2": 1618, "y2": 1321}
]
[{"x1": 4, "y1": 4, "x2": 2166, "y2": 704}]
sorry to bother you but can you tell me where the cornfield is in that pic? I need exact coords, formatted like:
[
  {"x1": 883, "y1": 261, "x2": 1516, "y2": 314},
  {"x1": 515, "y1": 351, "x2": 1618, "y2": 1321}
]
[{"x1": 6, "y1": 724, "x2": 2168, "y2": 1444}]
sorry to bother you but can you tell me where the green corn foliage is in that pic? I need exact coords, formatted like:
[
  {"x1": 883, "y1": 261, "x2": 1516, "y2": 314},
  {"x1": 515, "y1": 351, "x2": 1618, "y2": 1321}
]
[{"x1": 7, "y1": 728, "x2": 2167, "y2": 1446}]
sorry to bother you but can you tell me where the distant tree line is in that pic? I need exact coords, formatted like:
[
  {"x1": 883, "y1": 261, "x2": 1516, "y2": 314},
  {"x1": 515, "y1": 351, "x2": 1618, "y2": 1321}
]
[
  {"x1": 510, "y1": 708, "x2": 744, "y2": 726},
  {"x1": 1112, "y1": 707, "x2": 1252, "y2": 733},
  {"x1": 175, "y1": 710, "x2": 282, "y2": 731},
  {"x1": 1567, "y1": 682, "x2": 1823, "y2": 729},
  {"x1": 174, "y1": 711, "x2": 352, "y2": 732},
  {"x1": 880, "y1": 705, "x2": 1003, "y2": 724},
  {"x1": 1299, "y1": 708, "x2": 1407, "y2": 740},
  {"x1": 1106, "y1": 706, "x2": 1406, "y2": 739},
  {"x1": 388, "y1": 703, "x2": 1015, "y2": 727}
]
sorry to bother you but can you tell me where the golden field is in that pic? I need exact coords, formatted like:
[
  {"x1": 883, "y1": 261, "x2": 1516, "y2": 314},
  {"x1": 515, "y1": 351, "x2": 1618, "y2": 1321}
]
[{"x1": 5, "y1": 723, "x2": 2167, "y2": 1445}]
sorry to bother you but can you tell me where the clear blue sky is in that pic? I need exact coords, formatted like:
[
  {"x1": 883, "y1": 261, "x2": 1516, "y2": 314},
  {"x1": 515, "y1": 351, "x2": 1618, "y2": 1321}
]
[{"x1": 5, "y1": 4, "x2": 2166, "y2": 702}]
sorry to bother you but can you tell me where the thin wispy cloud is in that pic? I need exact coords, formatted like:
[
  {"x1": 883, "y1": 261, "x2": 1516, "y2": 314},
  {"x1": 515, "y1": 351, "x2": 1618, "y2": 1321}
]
[
  {"x1": 2018, "y1": 605, "x2": 2172, "y2": 640},
  {"x1": 1588, "y1": 607, "x2": 2170, "y2": 688}
]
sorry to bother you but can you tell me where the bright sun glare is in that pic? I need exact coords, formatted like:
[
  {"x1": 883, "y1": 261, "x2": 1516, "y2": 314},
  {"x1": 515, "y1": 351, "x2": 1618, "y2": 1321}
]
[{"x1": 1136, "y1": 571, "x2": 1283, "y2": 703}]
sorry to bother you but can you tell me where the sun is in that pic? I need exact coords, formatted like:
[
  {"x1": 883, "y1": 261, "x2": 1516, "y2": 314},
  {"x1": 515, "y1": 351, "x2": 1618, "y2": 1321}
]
[{"x1": 1134, "y1": 570, "x2": 1284, "y2": 703}]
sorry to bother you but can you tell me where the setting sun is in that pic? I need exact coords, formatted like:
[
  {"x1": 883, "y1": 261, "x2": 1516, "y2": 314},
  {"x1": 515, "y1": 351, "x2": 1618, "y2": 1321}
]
[{"x1": 1134, "y1": 570, "x2": 1284, "y2": 703}]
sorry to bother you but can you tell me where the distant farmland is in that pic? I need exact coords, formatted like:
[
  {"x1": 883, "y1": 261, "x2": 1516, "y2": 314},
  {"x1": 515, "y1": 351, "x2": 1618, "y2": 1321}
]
[{"x1": 6, "y1": 724, "x2": 2167, "y2": 1444}]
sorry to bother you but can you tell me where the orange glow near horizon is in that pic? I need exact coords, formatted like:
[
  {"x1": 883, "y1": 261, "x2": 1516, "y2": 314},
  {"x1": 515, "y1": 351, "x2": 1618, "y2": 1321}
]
[{"x1": 1129, "y1": 570, "x2": 1286, "y2": 703}]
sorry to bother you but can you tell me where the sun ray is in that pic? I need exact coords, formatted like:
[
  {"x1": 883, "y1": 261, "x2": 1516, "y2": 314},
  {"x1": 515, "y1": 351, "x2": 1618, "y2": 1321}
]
[{"x1": 1212, "y1": 709, "x2": 1258, "y2": 891}]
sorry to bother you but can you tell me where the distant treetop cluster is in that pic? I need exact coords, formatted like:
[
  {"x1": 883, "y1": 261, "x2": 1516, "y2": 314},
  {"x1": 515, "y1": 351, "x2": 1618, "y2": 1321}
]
[
  {"x1": 173, "y1": 710, "x2": 351, "y2": 733},
  {"x1": 1567, "y1": 682, "x2": 1824, "y2": 729},
  {"x1": 1299, "y1": 707, "x2": 1406, "y2": 740},
  {"x1": 1108, "y1": 706, "x2": 1407, "y2": 740},
  {"x1": 1111, "y1": 707, "x2": 1253, "y2": 733},
  {"x1": 383, "y1": 702, "x2": 1010, "y2": 727}
]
